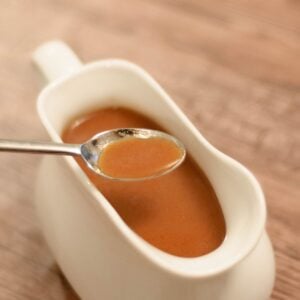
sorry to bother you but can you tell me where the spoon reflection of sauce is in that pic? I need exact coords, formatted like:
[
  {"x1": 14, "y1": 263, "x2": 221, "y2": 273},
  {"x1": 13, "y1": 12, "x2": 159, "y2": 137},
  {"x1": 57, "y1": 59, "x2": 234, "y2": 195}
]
[{"x1": 98, "y1": 137, "x2": 184, "y2": 179}]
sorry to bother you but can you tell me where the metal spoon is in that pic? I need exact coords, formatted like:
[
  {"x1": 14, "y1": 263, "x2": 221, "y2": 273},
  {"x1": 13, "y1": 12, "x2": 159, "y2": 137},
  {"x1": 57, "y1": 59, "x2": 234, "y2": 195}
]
[{"x1": 0, "y1": 128, "x2": 186, "y2": 181}]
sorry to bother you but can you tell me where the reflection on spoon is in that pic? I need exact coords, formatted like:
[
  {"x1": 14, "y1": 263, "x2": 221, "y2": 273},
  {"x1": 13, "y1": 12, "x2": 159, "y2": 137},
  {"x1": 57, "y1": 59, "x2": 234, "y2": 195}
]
[{"x1": 0, "y1": 128, "x2": 186, "y2": 181}]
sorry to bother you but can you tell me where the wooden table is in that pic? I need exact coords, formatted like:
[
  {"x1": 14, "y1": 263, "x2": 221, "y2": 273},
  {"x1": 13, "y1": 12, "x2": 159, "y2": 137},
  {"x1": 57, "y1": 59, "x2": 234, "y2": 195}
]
[{"x1": 0, "y1": 1, "x2": 299, "y2": 299}]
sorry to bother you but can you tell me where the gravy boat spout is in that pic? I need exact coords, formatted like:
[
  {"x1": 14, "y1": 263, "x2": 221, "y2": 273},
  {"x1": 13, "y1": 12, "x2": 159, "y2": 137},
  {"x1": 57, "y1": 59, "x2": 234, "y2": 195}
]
[{"x1": 33, "y1": 41, "x2": 275, "y2": 300}]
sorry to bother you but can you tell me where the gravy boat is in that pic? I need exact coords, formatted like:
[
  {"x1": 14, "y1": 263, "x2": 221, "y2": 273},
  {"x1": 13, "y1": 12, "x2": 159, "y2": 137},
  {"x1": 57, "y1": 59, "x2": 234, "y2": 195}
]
[{"x1": 33, "y1": 41, "x2": 275, "y2": 300}]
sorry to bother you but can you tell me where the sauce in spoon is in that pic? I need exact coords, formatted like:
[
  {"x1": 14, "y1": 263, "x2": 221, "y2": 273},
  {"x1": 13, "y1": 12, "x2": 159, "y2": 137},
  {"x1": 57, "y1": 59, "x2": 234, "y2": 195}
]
[{"x1": 98, "y1": 137, "x2": 184, "y2": 179}]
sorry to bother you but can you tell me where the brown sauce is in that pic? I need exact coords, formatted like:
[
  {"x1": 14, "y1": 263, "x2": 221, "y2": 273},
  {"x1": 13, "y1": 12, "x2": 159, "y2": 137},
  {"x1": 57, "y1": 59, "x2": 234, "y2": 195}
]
[
  {"x1": 62, "y1": 107, "x2": 226, "y2": 257},
  {"x1": 99, "y1": 137, "x2": 183, "y2": 179}
]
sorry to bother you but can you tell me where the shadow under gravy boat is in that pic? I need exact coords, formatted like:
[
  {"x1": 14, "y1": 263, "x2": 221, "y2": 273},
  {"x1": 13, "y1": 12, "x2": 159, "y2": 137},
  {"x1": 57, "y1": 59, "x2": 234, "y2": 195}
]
[{"x1": 33, "y1": 41, "x2": 275, "y2": 300}]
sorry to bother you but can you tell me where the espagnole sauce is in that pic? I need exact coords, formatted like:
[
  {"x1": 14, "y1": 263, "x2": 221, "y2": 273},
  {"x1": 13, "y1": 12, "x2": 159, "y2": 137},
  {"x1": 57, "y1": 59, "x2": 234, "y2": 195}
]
[
  {"x1": 62, "y1": 107, "x2": 226, "y2": 257},
  {"x1": 99, "y1": 137, "x2": 183, "y2": 179}
]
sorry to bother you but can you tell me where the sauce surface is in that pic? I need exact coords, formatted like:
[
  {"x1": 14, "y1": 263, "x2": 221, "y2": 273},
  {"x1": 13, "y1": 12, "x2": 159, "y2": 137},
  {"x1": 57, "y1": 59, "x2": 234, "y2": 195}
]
[
  {"x1": 62, "y1": 107, "x2": 226, "y2": 257},
  {"x1": 99, "y1": 137, "x2": 183, "y2": 179}
]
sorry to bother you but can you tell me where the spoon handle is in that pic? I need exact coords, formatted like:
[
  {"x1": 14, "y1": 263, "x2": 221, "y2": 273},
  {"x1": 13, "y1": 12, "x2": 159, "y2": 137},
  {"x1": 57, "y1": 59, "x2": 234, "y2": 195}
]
[{"x1": 0, "y1": 139, "x2": 81, "y2": 156}]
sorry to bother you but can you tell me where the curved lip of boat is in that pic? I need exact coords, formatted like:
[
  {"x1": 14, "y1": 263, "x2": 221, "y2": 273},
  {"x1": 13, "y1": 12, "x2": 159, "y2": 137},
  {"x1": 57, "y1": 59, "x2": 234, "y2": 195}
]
[{"x1": 37, "y1": 59, "x2": 267, "y2": 279}]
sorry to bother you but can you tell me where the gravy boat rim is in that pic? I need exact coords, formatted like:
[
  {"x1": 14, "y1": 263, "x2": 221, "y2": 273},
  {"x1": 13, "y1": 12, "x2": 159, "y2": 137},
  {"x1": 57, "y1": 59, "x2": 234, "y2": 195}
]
[{"x1": 36, "y1": 58, "x2": 267, "y2": 279}]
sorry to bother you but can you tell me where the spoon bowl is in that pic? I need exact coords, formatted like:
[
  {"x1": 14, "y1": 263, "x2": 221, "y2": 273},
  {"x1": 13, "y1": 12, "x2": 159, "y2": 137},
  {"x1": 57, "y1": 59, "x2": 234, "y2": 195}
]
[{"x1": 81, "y1": 128, "x2": 186, "y2": 181}]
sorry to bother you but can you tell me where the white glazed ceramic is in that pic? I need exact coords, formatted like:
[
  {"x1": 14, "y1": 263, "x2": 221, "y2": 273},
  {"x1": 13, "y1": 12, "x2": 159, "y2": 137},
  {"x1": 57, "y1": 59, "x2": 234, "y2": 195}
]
[{"x1": 33, "y1": 41, "x2": 275, "y2": 300}]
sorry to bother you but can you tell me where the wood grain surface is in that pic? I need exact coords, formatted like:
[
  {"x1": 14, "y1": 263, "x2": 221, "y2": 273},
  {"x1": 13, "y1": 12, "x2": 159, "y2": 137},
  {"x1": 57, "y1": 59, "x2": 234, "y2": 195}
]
[{"x1": 0, "y1": 0, "x2": 299, "y2": 299}]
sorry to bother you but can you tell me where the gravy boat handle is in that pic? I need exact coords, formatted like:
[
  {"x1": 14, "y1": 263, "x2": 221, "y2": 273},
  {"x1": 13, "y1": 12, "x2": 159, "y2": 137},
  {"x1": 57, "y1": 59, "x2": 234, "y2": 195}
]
[{"x1": 32, "y1": 40, "x2": 83, "y2": 83}]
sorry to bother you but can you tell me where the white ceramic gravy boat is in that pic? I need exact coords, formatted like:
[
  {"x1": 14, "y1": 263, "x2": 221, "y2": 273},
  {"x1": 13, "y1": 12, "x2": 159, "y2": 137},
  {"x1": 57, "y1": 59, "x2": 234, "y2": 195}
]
[{"x1": 33, "y1": 41, "x2": 275, "y2": 300}]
